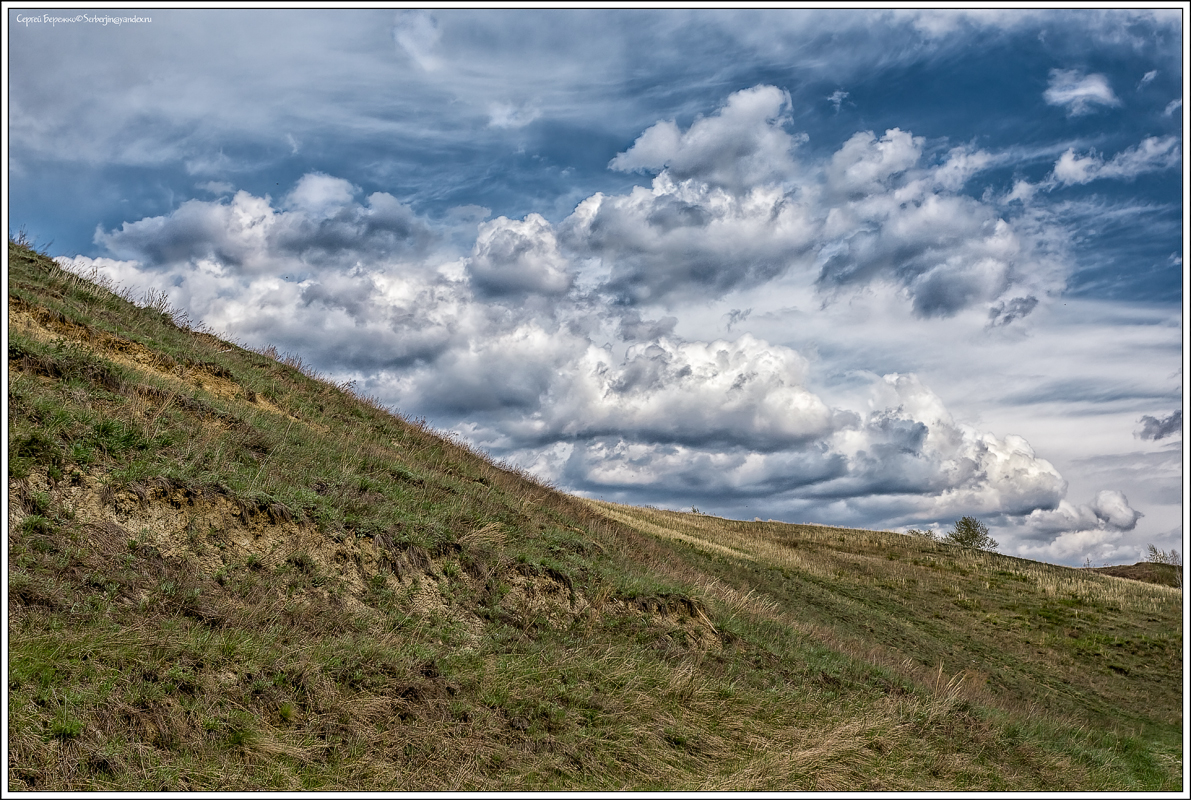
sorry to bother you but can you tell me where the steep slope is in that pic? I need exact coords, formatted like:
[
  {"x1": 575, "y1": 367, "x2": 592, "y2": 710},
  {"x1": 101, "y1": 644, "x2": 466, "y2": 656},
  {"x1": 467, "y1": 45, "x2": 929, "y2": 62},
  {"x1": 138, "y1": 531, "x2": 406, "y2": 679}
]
[{"x1": 6, "y1": 241, "x2": 1183, "y2": 790}]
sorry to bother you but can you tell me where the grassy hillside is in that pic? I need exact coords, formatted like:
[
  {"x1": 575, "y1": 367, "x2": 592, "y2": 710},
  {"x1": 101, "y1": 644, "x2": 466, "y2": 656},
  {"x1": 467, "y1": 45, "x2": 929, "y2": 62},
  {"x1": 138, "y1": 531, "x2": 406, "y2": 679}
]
[{"x1": 6, "y1": 240, "x2": 1184, "y2": 791}]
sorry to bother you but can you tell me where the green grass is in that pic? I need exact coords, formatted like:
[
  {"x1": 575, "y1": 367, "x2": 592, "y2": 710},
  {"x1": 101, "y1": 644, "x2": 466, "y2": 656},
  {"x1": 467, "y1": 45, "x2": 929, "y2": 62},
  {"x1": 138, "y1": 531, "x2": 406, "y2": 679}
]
[
  {"x1": 580, "y1": 502, "x2": 1182, "y2": 787},
  {"x1": 6, "y1": 239, "x2": 1184, "y2": 790}
]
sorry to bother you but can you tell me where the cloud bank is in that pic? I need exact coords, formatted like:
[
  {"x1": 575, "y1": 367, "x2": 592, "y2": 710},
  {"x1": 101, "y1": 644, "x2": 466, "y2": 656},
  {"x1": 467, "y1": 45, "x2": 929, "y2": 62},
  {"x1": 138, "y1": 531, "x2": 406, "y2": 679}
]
[{"x1": 59, "y1": 80, "x2": 1172, "y2": 565}]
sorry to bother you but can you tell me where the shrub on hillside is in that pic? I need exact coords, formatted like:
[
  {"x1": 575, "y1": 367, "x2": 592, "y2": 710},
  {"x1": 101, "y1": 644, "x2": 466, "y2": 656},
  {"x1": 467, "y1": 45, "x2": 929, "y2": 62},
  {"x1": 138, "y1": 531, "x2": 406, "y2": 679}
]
[
  {"x1": 1145, "y1": 544, "x2": 1181, "y2": 567},
  {"x1": 942, "y1": 516, "x2": 998, "y2": 551}
]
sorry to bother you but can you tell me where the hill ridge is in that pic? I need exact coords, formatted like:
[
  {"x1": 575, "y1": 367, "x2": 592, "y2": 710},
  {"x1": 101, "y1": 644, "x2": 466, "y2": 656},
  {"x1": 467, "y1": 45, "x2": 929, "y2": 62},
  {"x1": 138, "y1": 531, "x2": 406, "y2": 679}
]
[{"x1": 6, "y1": 240, "x2": 1183, "y2": 791}]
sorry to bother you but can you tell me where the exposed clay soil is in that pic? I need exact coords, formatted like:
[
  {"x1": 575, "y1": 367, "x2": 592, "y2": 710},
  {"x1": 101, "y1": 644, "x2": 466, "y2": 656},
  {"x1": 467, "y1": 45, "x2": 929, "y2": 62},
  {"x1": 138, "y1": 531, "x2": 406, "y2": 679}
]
[{"x1": 10, "y1": 463, "x2": 722, "y2": 651}]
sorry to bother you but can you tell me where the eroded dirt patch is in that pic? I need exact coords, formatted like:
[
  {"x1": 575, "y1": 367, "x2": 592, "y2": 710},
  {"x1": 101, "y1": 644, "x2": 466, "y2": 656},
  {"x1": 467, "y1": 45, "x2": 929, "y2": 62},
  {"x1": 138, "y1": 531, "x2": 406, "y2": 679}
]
[
  {"x1": 11, "y1": 466, "x2": 721, "y2": 653},
  {"x1": 9, "y1": 296, "x2": 296, "y2": 420}
]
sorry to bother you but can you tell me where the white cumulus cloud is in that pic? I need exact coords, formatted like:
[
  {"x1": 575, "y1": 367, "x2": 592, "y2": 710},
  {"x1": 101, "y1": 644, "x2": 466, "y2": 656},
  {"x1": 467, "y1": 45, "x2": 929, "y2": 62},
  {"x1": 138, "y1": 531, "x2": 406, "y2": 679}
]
[
  {"x1": 467, "y1": 214, "x2": 572, "y2": 297},
  {"x1": 570, "y1": 88, "x2": 1065, "y2": 320},
  {"x1": 562, "y1": 172, "x2": 819, "y2": 303},
  {"x1": 825, "y1": 128, "x2": 923, "y2": 197},
  {"x1": 285, "y1": 173, "x2": 357, "y2": 219},
  {"x1": 609, "y1": 85, "x2": 800, "y2": 192},
  {"x1": 1007, "y1": 489, "x2": 1144, "y2": 563}
]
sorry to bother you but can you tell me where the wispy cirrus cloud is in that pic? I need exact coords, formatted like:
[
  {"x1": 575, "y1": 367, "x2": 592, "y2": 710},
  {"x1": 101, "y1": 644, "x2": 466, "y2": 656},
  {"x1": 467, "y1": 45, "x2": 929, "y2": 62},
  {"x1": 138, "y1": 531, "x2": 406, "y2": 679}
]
[
  {"x1": 1051, "y1": 135, "x2": 1180, "y2": 185},
  {"x1": 488, "y1": 101, "x2": 542, "y2": 129},
  {"x1": 392, "y1": 10, "x2": 443, "y2": 71},
  {"x1": 1043, "y1": 69, "x2": 1120, "y2": 115}
]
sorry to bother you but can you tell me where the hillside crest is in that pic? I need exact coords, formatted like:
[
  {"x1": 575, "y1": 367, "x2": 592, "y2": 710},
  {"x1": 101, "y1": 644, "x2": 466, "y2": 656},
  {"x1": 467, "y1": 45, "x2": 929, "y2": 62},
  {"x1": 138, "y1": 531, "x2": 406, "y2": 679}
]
[{"x1": 7, "y1": 241, "x2": 1183, "y2": 791}]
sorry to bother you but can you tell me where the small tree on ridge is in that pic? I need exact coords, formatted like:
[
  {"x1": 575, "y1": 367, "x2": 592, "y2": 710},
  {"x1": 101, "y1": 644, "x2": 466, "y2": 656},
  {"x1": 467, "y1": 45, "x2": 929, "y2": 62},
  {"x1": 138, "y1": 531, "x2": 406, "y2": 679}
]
[
  {"x1": 1145, "y1": 544, "x2": 1181, "y2": 567},
  {"x1": 943, "y1": 516, "x2": 998, "y2": 551},
  {"x1": 1145, "y1": 544, "x2": 1182, "y2": 589}
]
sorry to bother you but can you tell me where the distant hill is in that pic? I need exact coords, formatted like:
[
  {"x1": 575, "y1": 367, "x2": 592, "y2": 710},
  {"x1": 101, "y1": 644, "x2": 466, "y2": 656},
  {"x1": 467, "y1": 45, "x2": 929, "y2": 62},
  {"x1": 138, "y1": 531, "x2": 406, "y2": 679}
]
[
  {"x1": 1089, "y1": 562, "x2": 1182, "y2": 589},
  {"x1": 6, "y1": 240, "x2": 1183, "y2": 791}
]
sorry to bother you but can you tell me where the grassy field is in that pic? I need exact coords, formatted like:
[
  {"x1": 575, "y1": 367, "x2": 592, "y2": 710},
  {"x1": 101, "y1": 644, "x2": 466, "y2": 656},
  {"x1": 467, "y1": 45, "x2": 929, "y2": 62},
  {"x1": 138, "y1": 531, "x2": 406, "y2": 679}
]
[{"x1": 6, "y1": 239, "x2": 1184, "y2": 791}]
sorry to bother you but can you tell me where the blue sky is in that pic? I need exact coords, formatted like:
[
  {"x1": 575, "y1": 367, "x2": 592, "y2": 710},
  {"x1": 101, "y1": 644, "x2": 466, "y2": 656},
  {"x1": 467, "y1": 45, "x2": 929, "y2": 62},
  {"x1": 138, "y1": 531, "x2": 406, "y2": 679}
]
[{"x1": 6, "y1": 7, "x2": 1186, "y2": 565}]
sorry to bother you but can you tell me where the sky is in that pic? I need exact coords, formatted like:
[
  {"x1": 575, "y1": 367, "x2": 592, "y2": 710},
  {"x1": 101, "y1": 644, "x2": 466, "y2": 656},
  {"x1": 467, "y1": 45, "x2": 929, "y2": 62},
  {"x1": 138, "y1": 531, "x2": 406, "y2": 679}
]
[{"x1": 6, "y1": 6, "x2": 1187, "y2": 567}]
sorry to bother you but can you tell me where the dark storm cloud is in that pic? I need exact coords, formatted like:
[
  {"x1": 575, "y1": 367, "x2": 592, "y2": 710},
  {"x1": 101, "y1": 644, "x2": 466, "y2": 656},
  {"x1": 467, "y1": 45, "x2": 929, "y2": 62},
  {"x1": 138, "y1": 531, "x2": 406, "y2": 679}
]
[
  {"x1": 300, "y1": 280, "x2": 376, "y2": 319},
  {"x1": 908, "y1": 263, "x2": 1008, "y2": 319},
  {"x1": 643, "y1": 196, "x2": 712, "y2": 233},
  {"x1": 96, "y1": 181, "x2": 436, "y2": 278},
  {"x1": 988, "y1": 296, "x2": 1038, "y2": 327},
  {"x1": 275, "y1": 191, "x2": 437, "y2": 266},
  {"x1": 95, "y1": 197, "x2": 257, "y2": 270},
  {"x1": 559, "y1": 440, "x2": 848, "y2": 503},
  {"x1": 616, "y1": 311, "x2": 678, "y2": 341},
  {"x1": 1136, "y1": 410, "x2": 1182, "y2": 441},
  {"x1": 417, "y1": 347, "x2": 563, "y2": 414},
  {"x1": 723, "y1": 308, "x2": 752, "y2": 332}
]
